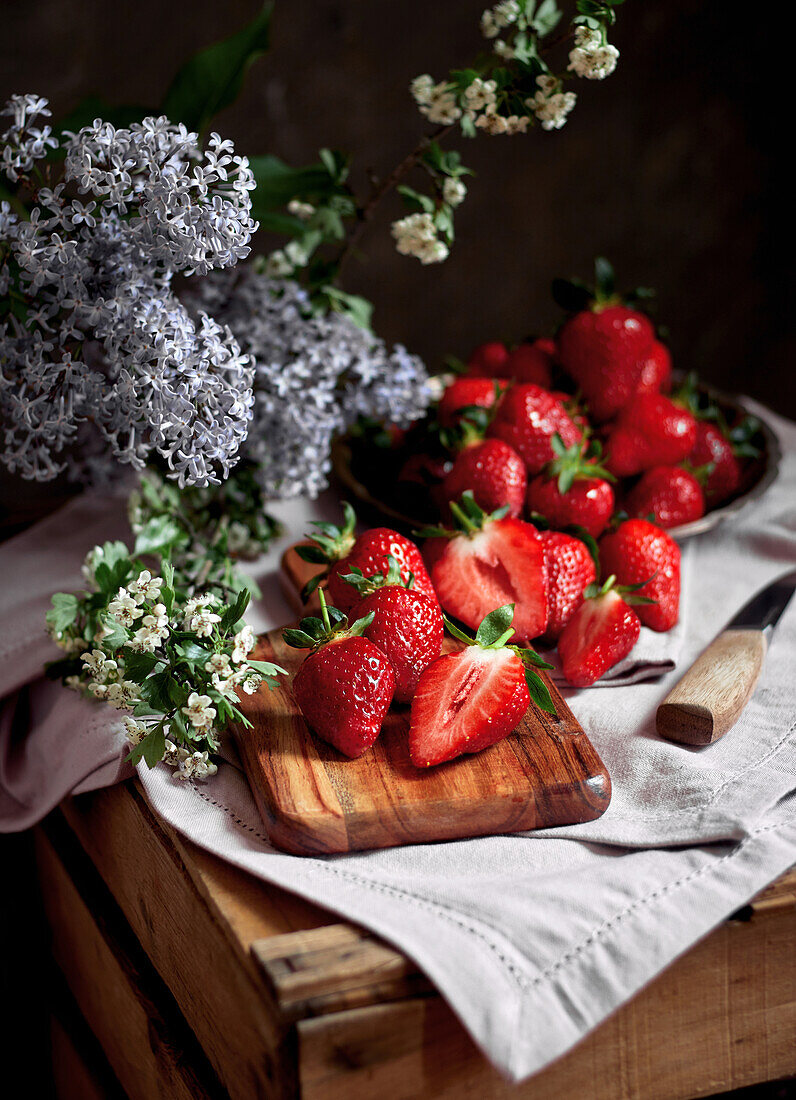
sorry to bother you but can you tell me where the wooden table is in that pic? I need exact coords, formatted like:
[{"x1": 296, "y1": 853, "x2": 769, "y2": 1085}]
[{"x1": 34, "y1": 779, "x2": 796, "y2": 1100}]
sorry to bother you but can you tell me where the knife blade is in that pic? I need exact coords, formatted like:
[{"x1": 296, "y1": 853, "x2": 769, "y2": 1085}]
[{"x1": 656, "y1": 568, "x2": 796, "y2": 746}]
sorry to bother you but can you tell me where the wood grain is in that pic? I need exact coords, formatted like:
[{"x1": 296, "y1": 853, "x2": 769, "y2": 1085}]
[
  {"x1": 656, "y1": 628, "x2": 768, "y2": 746},
  {"x1": 232, "y1": 630, "x2": 611, "y2": 855},
  {"x1": 279, "y1": 543, "x2": 325, "y2": 616}
]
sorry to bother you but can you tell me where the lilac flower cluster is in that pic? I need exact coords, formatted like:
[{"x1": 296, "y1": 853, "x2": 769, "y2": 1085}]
[
  {"x1": 192, "y1": 272, "x2": 432, "y2": 498},
  {"x1": 0, "y1": 95, "x2": 257, "y2": 486}
]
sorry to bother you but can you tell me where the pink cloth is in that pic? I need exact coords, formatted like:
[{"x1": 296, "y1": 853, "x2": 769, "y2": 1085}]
[{"x1": 0, "y1": 492, "x2": 132, "y2": 830}]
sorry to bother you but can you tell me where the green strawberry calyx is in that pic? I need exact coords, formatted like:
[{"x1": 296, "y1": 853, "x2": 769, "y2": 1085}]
[
  {"x1": 543, "y1": 433, "x2": 616, "y2": 493},
  {"x1": 551, "y1": 256, "x2": 656, "y2": 315},
  {"x1": 443, "y1": 604, "x2": 557, "y2": 716},
  {"x1": 414, "y1": 490, "x2": 509, "y2": 541},
  {"x1": 438, "y1": 380, "x2": 508, "y2": 453},
  {"x1": 296, "y1": 502, "x2": 357, "y2": 566},
  {"x1": 341, "y1": 554, "x2": 414, "y2": 598},
  {"x1": 584, "y1": 574, "x2": 658, "y2": 606},
  {"x1": 282, "y1": 588, "x2": 374, "y2": 652}
]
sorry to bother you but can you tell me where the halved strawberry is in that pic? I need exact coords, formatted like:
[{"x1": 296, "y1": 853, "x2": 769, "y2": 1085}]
[
  {"x1": 420, "y1": 492, "x2": 548, "y2": 643},
  {"x1": 409, "y1": 604, "x2": 554, "y2": 767},
  {"x1": 558, "y1": 576, "x2": 642, "y2": 687}
]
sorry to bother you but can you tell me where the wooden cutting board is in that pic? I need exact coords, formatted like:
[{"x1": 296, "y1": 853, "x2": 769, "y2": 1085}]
[{"x1": 232, "y1": 629, "x2": 611, "y2": 855}]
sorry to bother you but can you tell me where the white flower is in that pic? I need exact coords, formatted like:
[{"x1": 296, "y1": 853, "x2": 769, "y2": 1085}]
[
  {"x1": 123, "y1": 715, "x2": 147, "y2": 745},
  {"x1": 527, "y1": 78, "x2": 577, "y2": 130},
  {"x1": 177, "y1": 750, "x2": 218, "y2": 781},
  {"x1": 240, "y1": 672, "x2": 263, "y2": 695},
  {"x1": 104, "y1": 679, "x2": 139, "y2": 709},
  {"x1": 190, "y1": 608, "x2": 222, "y2": 637},
  {"x1": 284, "y1": 239, "x2": 311, "y2": 267},
  {"x1": 80, "y1": 648, "x2": 117, "y2": 677},
  {"x1": 480, "y1": 10, "x2": 500, "y2": 37},
  {"x1": 410, "y1": 74, "x2": 435, "y2": 106},
  {"x1": 568, "y1": 26, "x2": 619, "y2": 80},
  {"x1": 231, "y1": 624, "x2": 256, "y2": 664},
  {"x1": 108, "y1": 588, "x2": 143, "y2": 627},
  {"x1": 414, "y1": 81, "x2": 461, "y2": 125},
  {"x1": 391, "y1": 212, "x2": 449, "y2": 264},
  {"x1": 182, "y1": 691, "x2": 216, "y2": 730},
  {"x1": 129, "y1": 569, "x2": 163, "y2": 603},
  {"x1": 462, "y1": 78, "x2": 497, "y2": 115},
  {"x1": 163, "y1": 738, "x2": 188, "y2": 766},
  {"x1": 443, "y1": 178, "x2": 467, "y2": 207},
  {"x1": 493, "y1": 39, "x2": 515, "y2": 60},
  {"x1": 287, "y1": 199, "x2": 315, "y2": 220},
  {"x1": 205, "y1": 652, "x2": 232, "y2": 675},
  {"x1": 262, "y1": 249, "x2": 294, "y2": 277}
]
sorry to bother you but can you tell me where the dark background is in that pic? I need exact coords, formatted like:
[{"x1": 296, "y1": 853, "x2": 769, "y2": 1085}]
[{"x1": 1, "y1": 0, "x2": 793, "y2": 417}]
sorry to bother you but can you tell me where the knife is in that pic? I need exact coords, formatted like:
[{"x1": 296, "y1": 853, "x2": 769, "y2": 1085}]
[{"x1": 656, "y1": 569, "x2": 796, "y2": 746}]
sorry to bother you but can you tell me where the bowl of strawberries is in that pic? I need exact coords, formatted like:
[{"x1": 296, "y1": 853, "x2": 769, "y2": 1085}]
[{"x1": 334, "y1": 261, "x2": 780, "y2": 543}]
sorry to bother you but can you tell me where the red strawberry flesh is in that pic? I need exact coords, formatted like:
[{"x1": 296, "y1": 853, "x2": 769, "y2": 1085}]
[{"x1": 409, "y1": 645, "x2": 530, "y2": 766}]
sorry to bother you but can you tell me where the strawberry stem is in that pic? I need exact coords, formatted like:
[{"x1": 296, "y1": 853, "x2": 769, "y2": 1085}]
[{"x1": 318, "y1": 587, "x2": 332, "y2": 633}]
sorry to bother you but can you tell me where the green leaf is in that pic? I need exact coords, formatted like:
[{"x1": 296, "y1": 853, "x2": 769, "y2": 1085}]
[
  {"x1": 525, "y1": 670, "x2": 556, "y2": 716},
  {"x1": 134, "y1": 515, "x2": 184, "y2": 556},
  {"x1": 248, "y1": 155, "x2": 335, "y2": 214},
  {"x1": 47, "y1": 592, "x2": 79, "y2": 635},
  {"x1": 175, "y1": 640, "x2": 211, "y2": 664},
  {"x1": 594, "y1": 256, "x2": 615, "y2": 301},
  {"x1": 322, "y1": 287, "x2": 373, "y2": 331},
  {"x1": 138, "y1": 670, "x2": 173, "y2": 711},
  {"x1": 160, "y1": 3, "x2": 273, "y2": 132},
  {"x1": 532, "y1": 0, "x2": 563, "y2": 35},
  {"x1": 474, "y1": 604, "x2": 516, "y2": 648},
  {"x1": 247, "y1": 659, "x2": 287, "y2": 679},
  {"x1": 219, "y1": 587, "x2": 250, "y2": 631},
  {"x1": 442, "y1": 616, "x2": 475, "y2": 647},
  {"x1": 397, "y1": 185, "x2": 435, "y2": 214},
  {"x1": 141, "y1": 726, "x2": 167, "y2": 769},
  {"x1": 282, "y1": 628, "x2": 320, "y2": 649},
  {"x1": 120, "y1": 649, "x2": 160, "y2": 681}
]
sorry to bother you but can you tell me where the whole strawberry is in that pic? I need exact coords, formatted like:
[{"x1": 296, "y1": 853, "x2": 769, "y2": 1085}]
[
  {"x1": 284, "y1": 592, "x2": 395, "y2": 758},
  {"x1": 504, "y1": 340, "x2": 554, "y2": 388},
  {"x1": 553, "y1": 258, "x2": 656, "y2": 421},
  {"x1": 466, "y1": 341, "x2": 510, "y2": 377},
  {"x1": 343, "y1": 556, "x2": 444, "y2": 703},
  {"x1": 443, "y1": 438, "x2": 527, "y2": 518},
  {"x1": 558, "y1": 576, "x2": 642, "y2": 687},
  {"x1": 604, "y1": 393, "x2": 697, "y2": 478},
  {"x1": 437, "y1": 376, "x2": 505, "y2": 429},
  {"x1": 297, "y1": 504, "x2": 436, "y2": 612},
  {"x1": 526, "y1": 435, "x2": 616, "y2": 538},
  {"x1": 538, "y1": 531, "x2": 597, "y2": 642},
  {"x1": 599, "y1": 518, "x2": 680, "y2": 632},
  {"x1": 688, "y1": 421, "x2": 742, "y2": 504},
  {"x1": 636, "y1": 340, "x2": 672, "y2": 395},
  {"x1": 487, "y1": 383, "x2": 582, "y2": 474},
  {"x1": 421, "y1": 491, "x2": 548, "y2": 643},
  {"x1": 409, "y1": 604, "x2": 554, "y2": 767},
  {"x1": 624, "y1": 465, "x2": 705, "y2": 528}
]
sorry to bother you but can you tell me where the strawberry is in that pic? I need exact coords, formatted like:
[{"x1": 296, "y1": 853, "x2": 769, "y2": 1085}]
[
  {"x1": 437, "y1": 376, "x2": 504, "y2": 429},
  {"x1": 466, "y1": 341, "x2": 510, "y2": 377},
  {"x1": 538, "y1": 531, "x2": 597, "y2": 642},
  {"x1": 343, "y1": 556, "x2": 444, "y2": 703},
  {"x1": 557, "y1": 305, "x2": 655, "y2": 422},
  {"x1": 504, "y1": 340, "x2": 553, "y2": 387},
  {"x1": 397, "y1": 452, "x2": 453, "y2": 487},
  {"x1": 624, "y1": 465, "x2": 705, "y2": 528},
  {"x1": 553, "y1": 258, "x2": 657, "y2": 422},
  {"x1": 442, "y1": 438, "x2": 527, "y2": 518},
  {"x1": 604, "y1": 393, "x2": 697, "y2": 478},
  {"x1": 688, "y1": 421, "x2": 741, "y2": 504},
  {"x1": 284, "y1": 592, "x2": 395, "y2": 758},
  {"x1": 297, "y1": 504, "x2": 436, "y2": 612},
  {"x1": 599, "y1": 518, "x2": 680, "y2": 632},
  {"x1": 420, "y1": 492, "x2": 548, "y2": 643},
  {"x1": 558, "y1": 576, "x2": 642, "y2": 687},
  {"x1": 526, "y1": 435, "x2": 616, "y2": 538},
  {"x1": 636, "y1": 340, "x2": 672, "y2": 395},
  {"x1": 487, "y1": 383, "x2": 582, "y2": 475},
  {"x1": 409, "y1": 604, "x2": 554, "y2": 767}
]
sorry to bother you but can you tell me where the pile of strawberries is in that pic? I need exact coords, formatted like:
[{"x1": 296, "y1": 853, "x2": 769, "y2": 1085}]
[
  {"x1": 285, "y1": 509, "x2": 555, "y2": 767},
  {"x1": 280, "y1": 262, "x2": 762, "y2": 767}
]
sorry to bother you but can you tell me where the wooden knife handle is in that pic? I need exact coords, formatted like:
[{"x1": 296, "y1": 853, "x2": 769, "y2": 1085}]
[{"x1": 656, "y1": 629, "x2": 767, "y2": 746}]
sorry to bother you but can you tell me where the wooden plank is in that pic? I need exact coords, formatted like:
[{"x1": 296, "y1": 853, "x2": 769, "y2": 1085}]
[
  {"x1": 60, "y1": 782, "x2": 326, "y2": 1100},
  {"x1": 296, "y1": 901, "x2": 796, "y2": 1100},
  {"x1": 50, "y1": 1014, "x2": 122, "y2": 1100},
  {"x1": 233, "y1": 631, "x2": 611, "y2": 855},
  {"x1": 34, "y1": 826, "x2": 219, "y2": 1100}
]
